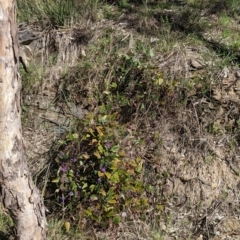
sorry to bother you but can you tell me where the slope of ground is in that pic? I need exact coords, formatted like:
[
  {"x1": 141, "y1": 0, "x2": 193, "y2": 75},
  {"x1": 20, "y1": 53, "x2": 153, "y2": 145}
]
[{"x1": 2, "y1": 1, "x2": 240, "y2": 239}]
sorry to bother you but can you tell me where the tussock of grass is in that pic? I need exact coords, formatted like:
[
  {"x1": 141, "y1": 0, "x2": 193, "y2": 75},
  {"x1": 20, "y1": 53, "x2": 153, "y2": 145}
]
[{"x1": 17, "y1": 0, "x2": 99, "y2": 27}]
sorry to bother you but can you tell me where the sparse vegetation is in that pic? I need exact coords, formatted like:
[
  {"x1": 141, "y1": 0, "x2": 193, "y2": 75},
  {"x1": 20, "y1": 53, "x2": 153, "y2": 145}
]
[
  {"x1": 16, "y1": 0, "x2": 99, "y2": 27},
  {"x1": 1, "y1": 0, "x2": 240, "y2": 239}
]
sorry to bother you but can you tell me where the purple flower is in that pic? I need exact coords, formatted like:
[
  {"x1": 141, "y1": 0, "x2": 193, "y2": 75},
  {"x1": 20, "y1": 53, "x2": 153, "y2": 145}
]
[
  {"x1": 61, "y1": 165, "x2": 68, "y2": 173},
  {"x1": 106, "y1": 141, "x2": 112, "y2": 149},
  {"x1": 71, "y1": 158, "x2": 77, "y2": 162},
  {"x1": 68, "y1": 191, "x2": 74, "y2": 196},
  {"x1": 61, "y1": 195, "x2": 65, "y2": 202},
  {"x1": 100, "y1": 166, "x2": 106, "y2": 172},
  {"x1": 98, "y1": 178, "x2": 102, "y2": 183},
  {"x1": 89, "y1": 160, "x2": 93, "y2": 164}
]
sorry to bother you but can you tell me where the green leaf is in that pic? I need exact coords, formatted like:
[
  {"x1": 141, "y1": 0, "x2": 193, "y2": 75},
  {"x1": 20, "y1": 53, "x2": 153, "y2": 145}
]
[
  {"x1": 96, "y1": 126, "x2": 104, "y2": 136},
  {"x1": 98, "y1": 171, "x2": 104, "y2": 177},
  {"x1": 110, "y1": 145, "x2": 119, "y2": 153},
  {"x1": 113, "y1": 194, "x2": 119, "y2": 199},
  {"x1": 106, "y1": 209, "x2": 116, "y2": 217},
  {"x1": 149, "y1": 48, "x2": 154, "y2": 57},
  {"x1": 110, "y1": 82, "x2": 117, "y2": 88},
  {"x1": 82, "y1": 153, "x2": 89, "y2": 159},
  {"x1": 94, "y1": 151, "x2": 101, "y2": 159},
  {"x1": 140, "y1": 197, "x2": 148, "y2": 206},
  {"x1": 103, "y1": 90, "x2": 110, "y2": 95},
  {"x1": 71, "y1": 182, "x2": 77, "y2": 192},
  {"x1": 124, "y1": 54, "x2": 131, "y2": 60},
  {"x1": 58, "y1": 140, "x2": 65, "y2": 145},
  {"x1": 68, "y1": 170, "x2": 74, "y2": 177},
  {"x1": 98, "y1": 115, "x2": 107, "y2": 124},
  {"x1": 130, "y1": 160, "x2": 137, "y2": 167},
  {"x1": 127, "y1": 169, "x2": 135, "y2": 175},
  {"x1": 99, "y1": 105, "x2": 106, "y2": 113},
  {"x1": 90, "y1": 195, "x2": 98, "y2": 201},
  {"x1": 135, "y1": 163, "x2": 142, "y2": 173},
  {"x1": 136, "y1": 157, "x2": 142, "y2": 163},
  {"x1": 163, "y1": 171, "x2": 168, "y2": 178},
  {"x1": 66, "y1": 133, "x2": 78, "y2": 141},
  {"x1": 91, "y1": 139, "x2": 98, "y2": 144},
  {"x1": 108, "y1": 199, "x2": 117, "y2": 204},
  {"x1": 99, "y1": 188, "x2": 107, "y2": 196},
  {"x1": 90, "y1": 184, "x2": 96, "y2": 192},
  {"x1": 52, "y1": 178, "x2": 60, "y2": 183},
  {"x1": 98, "y1": 144, "x2": 104, "y2": 153},
  {"x1": 89, "y1": 128, "x2": 95, "y2": 136},
  {"x1": 154, "y1": 77, "x2": 163, "y2": 86},
  {"x1": 110, "y1": 158, "x2": 120, "y2": 170},
  {"x1": 84, "y1": 209, "x2": 92, "y2": 216},
  {"x1": 64, "y1": 221, "x2": 70, "y2": 232},
  {"x1": 156, "y1": 204, "x2": 164, "y2": 211},
  {"x1": 105, "y1": 172, "x2": 111, "y2": 179},
  {"x1": 113, "y1": 216, "x2": 121, "y2": 225},
  {"x1": 72, "y1": 133, "x2": 79, "y2": 139},
  {"x1": 110, "y1": 172, "x2": 119, "y2": 183}
]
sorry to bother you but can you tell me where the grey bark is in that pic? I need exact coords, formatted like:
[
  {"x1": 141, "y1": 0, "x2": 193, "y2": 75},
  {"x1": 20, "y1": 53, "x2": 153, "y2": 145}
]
[{"x1": 0, "y1": 1, "x2": 47, "y2": 239}]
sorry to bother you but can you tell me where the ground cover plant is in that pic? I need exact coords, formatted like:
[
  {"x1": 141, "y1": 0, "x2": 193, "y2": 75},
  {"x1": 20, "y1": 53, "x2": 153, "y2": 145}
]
[
  {"x1": 52, "y1": 113, "x2": 148, "y2": 225},
  {"x1": 1, "y1": 0, "x2": 240, "y2": 239}
]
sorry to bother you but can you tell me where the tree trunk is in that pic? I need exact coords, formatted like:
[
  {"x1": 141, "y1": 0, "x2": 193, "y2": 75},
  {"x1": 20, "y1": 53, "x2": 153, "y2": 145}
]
[{"x1": 0, "y1": 1, "x2": 47, "y2": 239}]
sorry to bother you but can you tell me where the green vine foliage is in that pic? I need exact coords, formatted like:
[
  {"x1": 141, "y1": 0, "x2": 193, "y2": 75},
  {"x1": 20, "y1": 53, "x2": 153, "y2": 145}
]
[{"x1": 52, "y1": 112, "x2": 148, "y2": 226}]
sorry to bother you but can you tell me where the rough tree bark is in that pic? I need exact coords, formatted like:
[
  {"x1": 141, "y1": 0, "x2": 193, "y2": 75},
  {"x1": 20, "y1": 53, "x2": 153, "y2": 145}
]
[{"x1": 0, "y1": 1, "x2": 47, "y2": 239}]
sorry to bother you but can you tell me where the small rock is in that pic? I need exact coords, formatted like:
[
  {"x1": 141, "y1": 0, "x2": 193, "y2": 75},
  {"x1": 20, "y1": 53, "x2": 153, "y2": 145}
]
[{"x1": 190, "y1": 58, "x2": 205, "y2": 70}]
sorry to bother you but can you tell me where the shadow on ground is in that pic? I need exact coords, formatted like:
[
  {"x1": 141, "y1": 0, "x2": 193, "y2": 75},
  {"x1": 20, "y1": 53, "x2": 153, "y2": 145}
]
[{"x1": 0, "y1": 230, "x2": 11, "y2": 240}]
